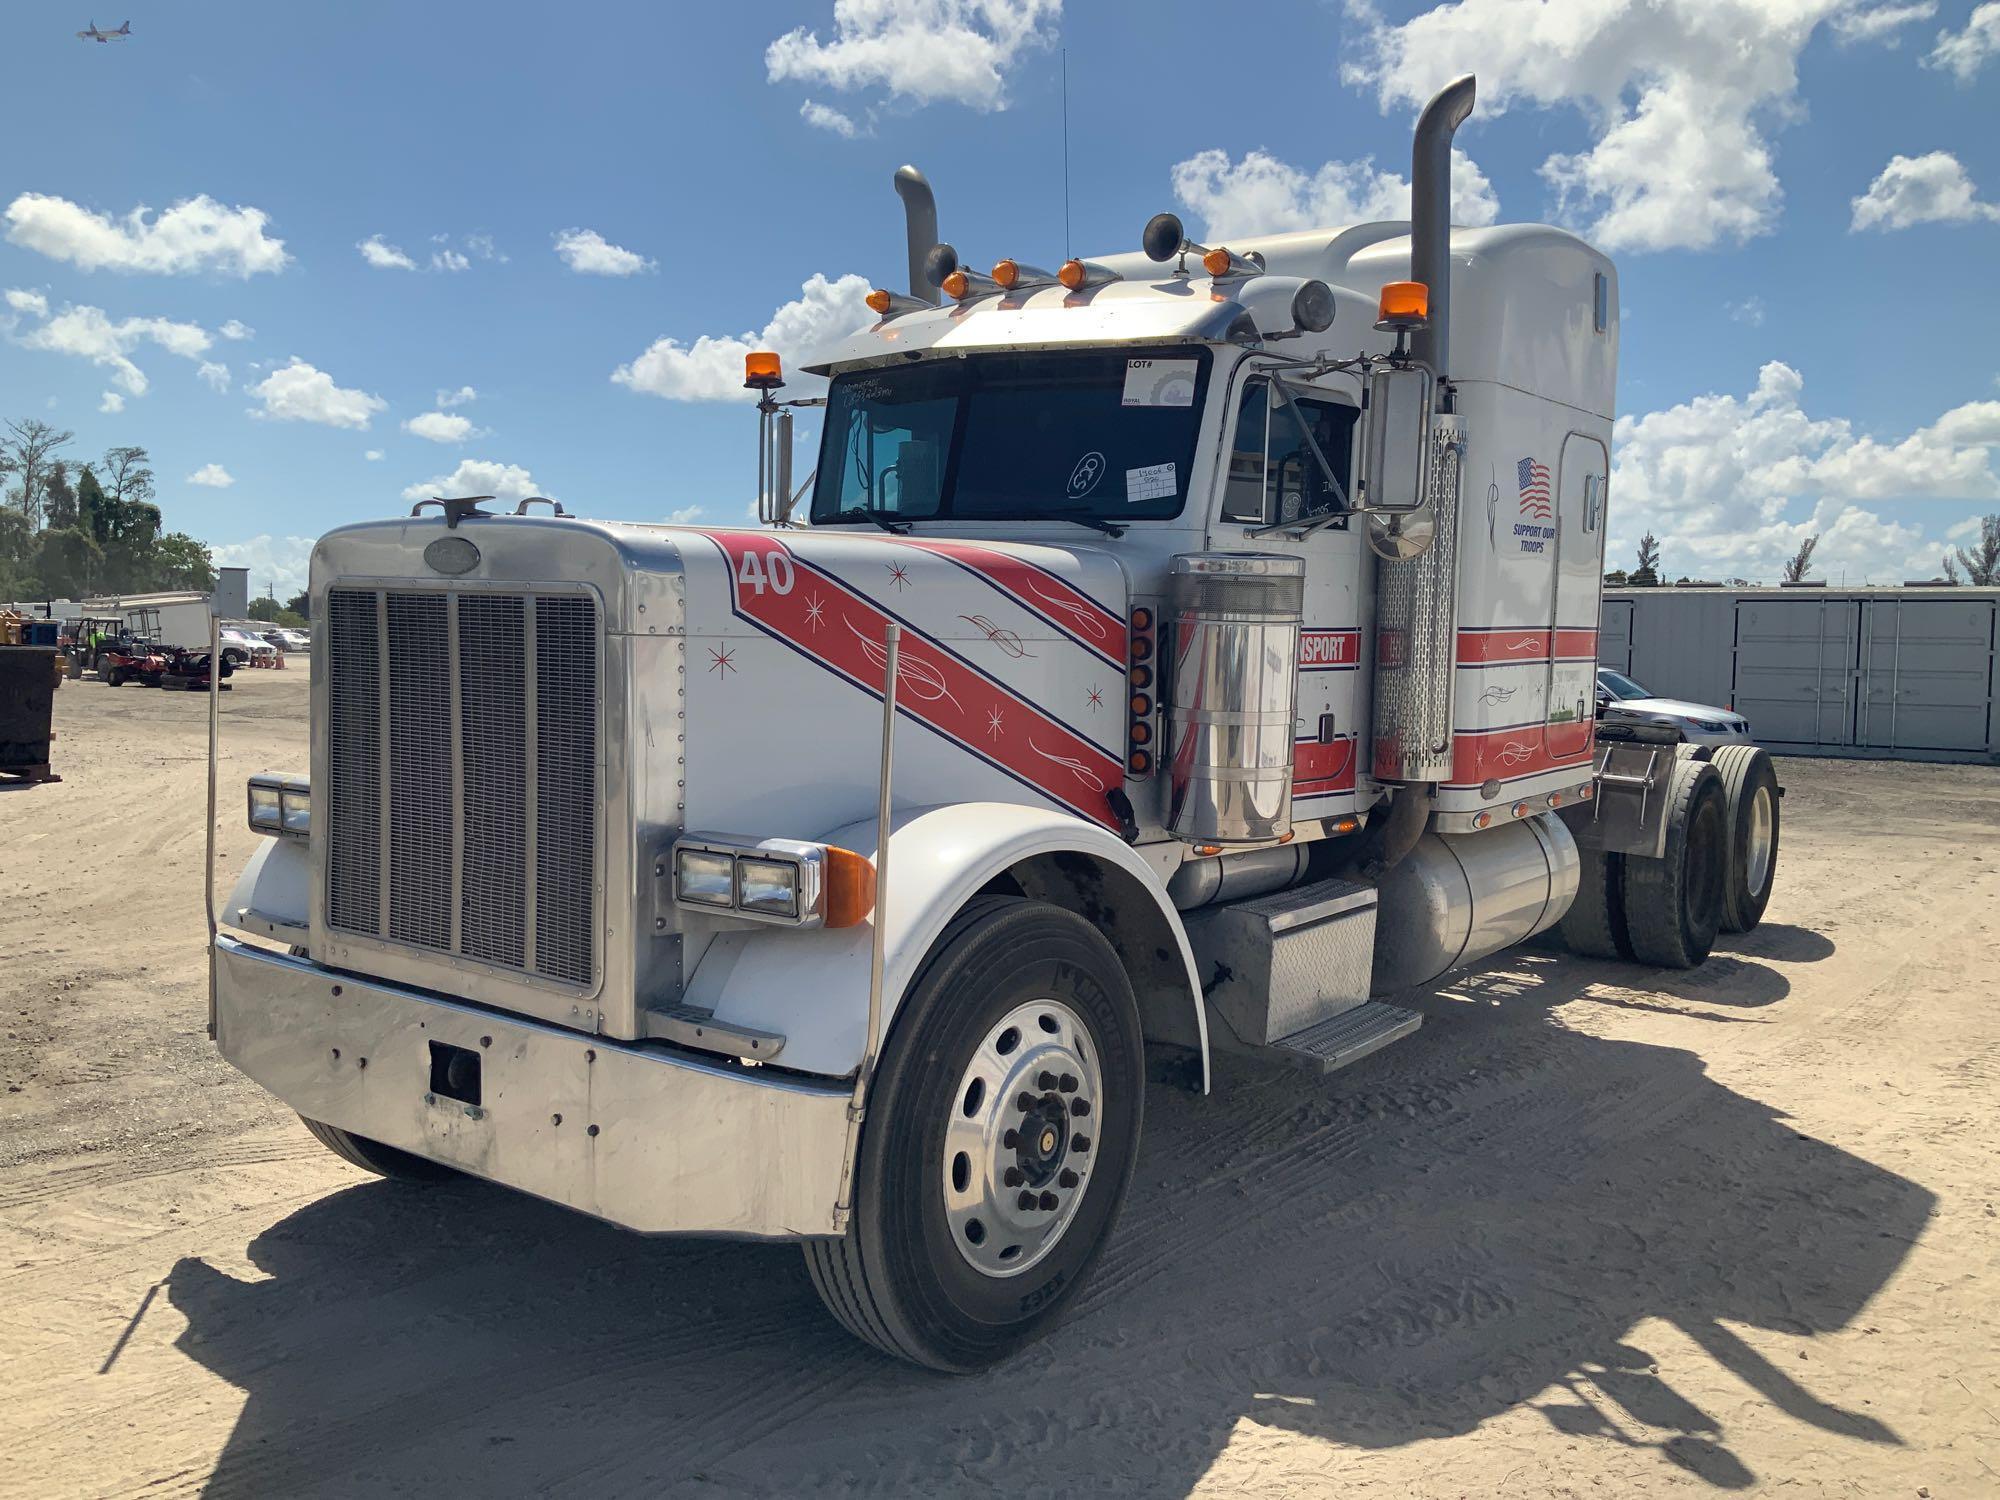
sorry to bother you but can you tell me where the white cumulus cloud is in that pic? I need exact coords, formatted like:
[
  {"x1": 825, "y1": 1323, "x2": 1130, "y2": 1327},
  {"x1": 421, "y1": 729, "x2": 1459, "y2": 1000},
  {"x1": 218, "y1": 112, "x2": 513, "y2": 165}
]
[
  {"x1": 667, "y1": 504, "x2": 706, "y2": 525},
  {"x1": 364, "y1": 449, "x2": 385, "y2": 461},
  {"x1": 1342, "y1": 0, "x2": 1934, "y2": 254},
  {"x1": 436, "y1": 384, "x2": 478, "y2": 408},
  {"x1": 800, "y1": 99, "x2": 861, "y2": 136},
  {"x1": 1851, "y1": 151, "x2": 2000, "y2": 229},
  {"x1": 5, "y1": 287, "x2": 49, "y2": 318},
  {"x1": 431, "y1": 247, "x2": 470, "y2": 273},
  {"x1": 219, "y1": 318, "x2": 253, "y2": 341},
  {"x1": 209, "y1": 535, "x2": 315, "y2": 602},
  {"x1": 187, "y1": 463, "x2": 236, "y2": 488},
  {"x1": 403, "y1": 410, "x2": 479, "y2": 443},
  {"x1": 197, "y1": 360, "x2": 231, "y2": 392},
  {"x1": 358, "y1": 234, "x2": 418, "y2": 270},
  {"x1": 3, "y1": 192, "x2": 289, "y2": 276},
  {"x1": 554, "y1": 228, "x2": 655, "y2": 276},
  {"x1": 1170, "y1": 145, "x2": 1498, "y2": 240},
  {"x1": 1609, "y1": 361, "x2": 2000, "y2": 581},
  {"x1": 1927, "y1": 0, "x2": 2000, "y2": 79},
  {"x1": 401, "y1": 458, "x2": 546, "y2": 505},
  {"x1": 613, "y1": 272, "x2": 872, "y2": 402},
  {"x1": 15, "y1": 301, "x2": 215, "y2": 395},
  {"x1": 99, "y1": 391, "x2": 125, "y2": 414},
  {"x1": 1832, "y1": 0, "x2": 1936, "y2": 43},
  {"x1": 247, "y1": 358, "x2": 387, "y2": 429},
  {"x1": 766, "y1": 0, "x2": 1060, "y2": 112}
]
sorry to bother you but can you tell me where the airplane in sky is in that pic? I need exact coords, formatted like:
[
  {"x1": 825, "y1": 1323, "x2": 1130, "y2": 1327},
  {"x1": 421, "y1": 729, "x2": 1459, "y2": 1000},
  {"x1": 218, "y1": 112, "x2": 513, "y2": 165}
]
[{"x1": 76, "y1": 20, "x2": 132, "y2": 42}]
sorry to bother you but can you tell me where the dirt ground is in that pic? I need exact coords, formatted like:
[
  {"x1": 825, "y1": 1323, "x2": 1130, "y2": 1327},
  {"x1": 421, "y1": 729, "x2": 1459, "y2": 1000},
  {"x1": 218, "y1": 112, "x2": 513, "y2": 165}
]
[{"x1": 2, "y1": 665, "x2": 1996, "y2": 1499}]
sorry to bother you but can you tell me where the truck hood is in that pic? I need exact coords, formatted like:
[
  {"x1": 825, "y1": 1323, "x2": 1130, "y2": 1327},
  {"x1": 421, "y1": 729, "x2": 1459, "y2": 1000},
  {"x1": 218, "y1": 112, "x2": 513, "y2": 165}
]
[{"x1": 1607, "y1": 696, "x2": 1740, "y2": 724}]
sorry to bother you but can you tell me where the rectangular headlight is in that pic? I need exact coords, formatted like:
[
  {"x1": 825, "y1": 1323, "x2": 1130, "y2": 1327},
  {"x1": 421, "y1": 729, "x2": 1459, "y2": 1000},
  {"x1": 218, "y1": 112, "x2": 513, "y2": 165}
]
[
  {"x1": 248, "y1": 772, "x2": 310, "y2": 839},
  {"x1": 248, "y1": 784, "x2": 282, "y2": 831},
  {"x1": 736, "y1": 857, "x2": 800, "y2": 918},
  {"x1": 674, "y1": 847, "x2": 736, "y2": 907}
]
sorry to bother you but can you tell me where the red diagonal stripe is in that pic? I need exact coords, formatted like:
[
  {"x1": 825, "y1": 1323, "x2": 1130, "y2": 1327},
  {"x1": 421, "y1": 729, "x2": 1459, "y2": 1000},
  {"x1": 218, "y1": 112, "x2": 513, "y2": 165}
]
[
  {"x1": 709, "y1": 534, "x2": 1123, "y2": 828},
  {"x1": 883, "y1": 536, "x2": 1128, "y2": 667}
]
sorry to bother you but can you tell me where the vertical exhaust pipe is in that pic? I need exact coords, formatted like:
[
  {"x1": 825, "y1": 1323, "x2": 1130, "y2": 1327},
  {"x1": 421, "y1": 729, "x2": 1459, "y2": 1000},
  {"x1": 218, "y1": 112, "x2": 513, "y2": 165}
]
[
  {"x1": 893, "y1": 166, "x2": 940, "y2": 306},
  {"x1": 1408, "y1": 74, "x2": 1475, "y2": 398}
]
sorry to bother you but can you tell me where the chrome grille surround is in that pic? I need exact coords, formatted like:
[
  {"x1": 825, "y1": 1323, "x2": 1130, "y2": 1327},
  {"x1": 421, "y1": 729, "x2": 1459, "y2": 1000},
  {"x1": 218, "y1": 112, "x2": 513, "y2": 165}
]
[{"x1": 321, "y1": 583, "x2": 602, "y2": 993}]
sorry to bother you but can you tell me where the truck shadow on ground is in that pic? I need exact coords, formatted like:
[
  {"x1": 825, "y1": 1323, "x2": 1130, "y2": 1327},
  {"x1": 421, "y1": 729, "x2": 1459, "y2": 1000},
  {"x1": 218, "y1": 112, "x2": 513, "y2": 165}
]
[{"x1": 166, "y1": 944, "x2": 1928, "y2": 1498}]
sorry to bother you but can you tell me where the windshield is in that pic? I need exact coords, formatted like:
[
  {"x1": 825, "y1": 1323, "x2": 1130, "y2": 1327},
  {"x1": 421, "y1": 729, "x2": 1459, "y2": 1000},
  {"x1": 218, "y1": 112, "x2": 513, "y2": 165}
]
[
  {"x1": 810, "y1": 348, "x2": 1213, "y2": 526},
  {"x1": 1598, "y1": 669, "x2": 1649, "y2": 700}
]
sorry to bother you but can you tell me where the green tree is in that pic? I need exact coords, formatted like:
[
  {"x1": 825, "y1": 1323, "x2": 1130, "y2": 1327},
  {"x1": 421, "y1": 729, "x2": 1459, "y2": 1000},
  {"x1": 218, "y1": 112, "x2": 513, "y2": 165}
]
[
  {"x1": 41, "y1": 462, "x2": 77, "y2": 530},
  {"x1": 36, "y1": 527, "x2": 104, "y2": 598},
  {"x1": 1629, "y1": 531, "x2": 1661, "y2": 587},
  {"x1": 1943, "y1": 515, "x2": 1999, "y2": 586},
  {"x1": 100, "y1": 445, "x2": 155, "y2": 506},
  {"x1": 1782, "y1": 533, "x2": 1819, "y2": 584},
  {"x1": 0, "y1": 506, "x2": 37, "y2": 600},
  {"x1": 283, "y1": 589, "x2": 310, "y2": 617},
  {"x1": 154, "y1": 532, "x2": 217, "y2": 592},
  {"x1": 247, "y1": 596, "x2": 306, "y2": 627},
  {"x1": 3, "y1": 418, "x2": 74, "y2": 527}
]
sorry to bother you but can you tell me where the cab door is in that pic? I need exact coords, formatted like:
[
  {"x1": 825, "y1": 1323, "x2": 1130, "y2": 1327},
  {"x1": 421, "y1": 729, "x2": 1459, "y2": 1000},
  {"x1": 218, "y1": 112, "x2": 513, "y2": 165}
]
[{"x1": 1210, "y1": 371, "x2": 1367, "y2": 814}]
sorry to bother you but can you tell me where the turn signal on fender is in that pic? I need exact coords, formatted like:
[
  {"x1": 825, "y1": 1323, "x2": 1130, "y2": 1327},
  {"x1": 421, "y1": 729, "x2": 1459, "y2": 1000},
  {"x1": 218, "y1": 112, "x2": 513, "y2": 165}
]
[{"x1": 822, "y1": 845, "x2": 877, "y2": 928}]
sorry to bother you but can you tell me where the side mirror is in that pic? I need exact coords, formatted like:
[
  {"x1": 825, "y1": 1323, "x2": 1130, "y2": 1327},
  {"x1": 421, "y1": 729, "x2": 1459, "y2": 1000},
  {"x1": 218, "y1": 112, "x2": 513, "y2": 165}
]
[{"x1": 1358, "y1": 365, "x2": 1435, "y2": 514}]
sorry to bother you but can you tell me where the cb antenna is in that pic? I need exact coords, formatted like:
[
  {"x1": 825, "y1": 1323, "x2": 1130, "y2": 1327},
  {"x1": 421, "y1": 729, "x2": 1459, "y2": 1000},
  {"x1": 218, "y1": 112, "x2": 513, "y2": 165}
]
[{"x1": 1061, "y1": 48, "x2": 1072, "y2": 260}]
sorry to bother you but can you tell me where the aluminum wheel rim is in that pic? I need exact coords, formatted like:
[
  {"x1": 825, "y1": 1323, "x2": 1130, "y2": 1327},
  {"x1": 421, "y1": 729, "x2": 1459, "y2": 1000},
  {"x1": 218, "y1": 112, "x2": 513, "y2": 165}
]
[
  {"x1": 942, "y1": 998, "x2": 1102, "y2": 1279},
  {"x1": 1744, "y1": 784, "x2": 1774, "y2": 898}
]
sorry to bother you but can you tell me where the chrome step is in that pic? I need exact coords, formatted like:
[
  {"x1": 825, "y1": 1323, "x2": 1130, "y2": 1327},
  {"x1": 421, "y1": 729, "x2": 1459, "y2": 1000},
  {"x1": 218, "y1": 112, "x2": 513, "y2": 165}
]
[{"x1": 1266, "y1": 1001, "x2": 1422, "y2": 1075}]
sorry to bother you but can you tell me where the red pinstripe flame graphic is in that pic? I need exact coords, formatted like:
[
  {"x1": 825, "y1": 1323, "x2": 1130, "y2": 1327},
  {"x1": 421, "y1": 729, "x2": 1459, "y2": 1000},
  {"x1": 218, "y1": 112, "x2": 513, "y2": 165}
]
[{"x1": 883, "y1": 536, "x2": 1128, "y2": 666}]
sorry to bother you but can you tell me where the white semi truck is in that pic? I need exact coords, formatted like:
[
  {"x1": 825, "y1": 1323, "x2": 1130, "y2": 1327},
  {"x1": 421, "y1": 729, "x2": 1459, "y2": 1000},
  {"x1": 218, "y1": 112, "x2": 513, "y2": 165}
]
[{"x1": 211, "y1": 75, "x2": 1782, "y2": 1371}]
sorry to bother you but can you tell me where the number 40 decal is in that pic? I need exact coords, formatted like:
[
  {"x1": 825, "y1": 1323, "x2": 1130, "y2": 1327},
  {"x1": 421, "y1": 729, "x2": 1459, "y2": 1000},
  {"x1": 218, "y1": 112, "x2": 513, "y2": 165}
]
[{"x1": 737, "y1": 549, "x2": 795, "y2": 597}]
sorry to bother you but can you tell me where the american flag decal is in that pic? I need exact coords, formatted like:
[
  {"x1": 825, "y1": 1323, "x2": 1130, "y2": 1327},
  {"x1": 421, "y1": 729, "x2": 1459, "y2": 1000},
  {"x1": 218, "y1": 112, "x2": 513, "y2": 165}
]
[{"x1": 1516, "y1": 457, "x2": 1552, "y2": 519}]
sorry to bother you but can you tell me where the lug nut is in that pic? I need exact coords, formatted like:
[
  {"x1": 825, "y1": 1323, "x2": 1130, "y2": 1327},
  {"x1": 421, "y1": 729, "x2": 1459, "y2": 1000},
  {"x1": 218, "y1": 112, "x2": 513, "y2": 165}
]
[
  {"x1": 1002, "y1": 1129, "x2": 1019, "y2": 1149},
  {"x1": 1003, "y1": 1167, "x2": 1023, "y2": 1187},
  {"x1": 1071, "y1": 1133, "x2": 1091, "y2": 1153},
  {"x1": 1018, "y1": 1191, "x2": 1037, "y2": 1210},
  {"x1": 1070, "y1": 1098, "x2": 1090, "y2": 1117},
  {"x1": 1038, "y1": 1191, "x2": 1059, "y2": 1211},
  {"x1": 1038, "y1": 1071, "x2": 1057, "y2": 1090},
  {"x1": 1016, "y1": 1092, "x2": 1037, "y2": 1112},
  {"x1": 1059, "y1": 1073, "x2": 1078, "y2": 1093},
  {"x1": 1059, "y1": 1169, "x2": 1079, "y2": 1188}
]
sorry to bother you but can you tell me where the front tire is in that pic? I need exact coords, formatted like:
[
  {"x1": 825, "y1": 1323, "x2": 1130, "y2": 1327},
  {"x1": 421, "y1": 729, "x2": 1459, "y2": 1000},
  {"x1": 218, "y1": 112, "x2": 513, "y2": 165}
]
[
  {"x1": 804, "y1": 896, "x2": 1145, "y2": 1372},
  {"x1": 299, "y1": 1115, "x2": 457, "y2": 1181}
]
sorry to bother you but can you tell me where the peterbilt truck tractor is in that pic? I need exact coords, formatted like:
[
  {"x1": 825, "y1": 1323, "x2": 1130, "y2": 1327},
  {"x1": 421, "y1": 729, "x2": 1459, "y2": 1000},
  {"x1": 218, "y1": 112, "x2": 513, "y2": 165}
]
[{"x1": 209, "y1": 75, "x2": 1781, "y2": 1371}]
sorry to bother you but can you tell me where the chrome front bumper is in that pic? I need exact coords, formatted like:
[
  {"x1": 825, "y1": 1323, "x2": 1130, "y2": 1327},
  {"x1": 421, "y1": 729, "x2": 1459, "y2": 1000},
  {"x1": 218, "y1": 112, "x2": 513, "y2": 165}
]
[{"x1": 213, "y1": 937, "x2": 849, "y2": 1238}]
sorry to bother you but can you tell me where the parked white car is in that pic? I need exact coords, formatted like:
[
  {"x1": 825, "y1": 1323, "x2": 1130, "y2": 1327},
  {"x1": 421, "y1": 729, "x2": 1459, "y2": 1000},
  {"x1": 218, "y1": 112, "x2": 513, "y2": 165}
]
[
  {"x1": 1597, "y1": 668, "x2": 1753, "y2": 746},
  {"x1": 218, "y1": 626, "x2": 277, "y2": 668},
  {"x1": 262, "y1": 628, "x2": 310, "y2": 654}
]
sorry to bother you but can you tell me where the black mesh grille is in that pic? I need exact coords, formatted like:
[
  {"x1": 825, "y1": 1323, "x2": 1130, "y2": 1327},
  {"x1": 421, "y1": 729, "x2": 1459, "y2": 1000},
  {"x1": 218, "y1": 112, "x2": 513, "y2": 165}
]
[
  {"x1": 325, "y1": 588, "x2": 380, "y2": 934},
  {"x1": 534, "y1": 595, "x2": 599, "y2": 984},
  {"x1": 459, "y1": 595, "x2": 528, "y2": 969}
]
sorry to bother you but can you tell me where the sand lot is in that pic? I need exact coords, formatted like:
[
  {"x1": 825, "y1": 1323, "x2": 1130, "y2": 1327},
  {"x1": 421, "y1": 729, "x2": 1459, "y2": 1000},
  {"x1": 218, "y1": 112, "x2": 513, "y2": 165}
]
[{"x1": 2, "y1": 665, "x2": 1996, "y2": 1498}]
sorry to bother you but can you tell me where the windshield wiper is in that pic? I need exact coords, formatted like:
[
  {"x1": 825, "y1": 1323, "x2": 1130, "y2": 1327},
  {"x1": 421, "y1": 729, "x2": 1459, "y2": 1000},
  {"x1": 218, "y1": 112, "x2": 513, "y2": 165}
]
[
  {"x1": 1046, "y1": 516, "x2": 1126, "y2": 537},
  {"x1": 826, "y1": 507, "x2": 912, "y2": 534}
]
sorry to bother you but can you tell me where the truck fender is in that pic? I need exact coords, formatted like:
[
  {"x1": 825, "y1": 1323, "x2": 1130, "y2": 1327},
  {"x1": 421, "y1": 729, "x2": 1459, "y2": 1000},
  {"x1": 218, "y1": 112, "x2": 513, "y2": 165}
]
[
  {"x1": 681, "y1": 801, "x2": 1209, "y2": 1091},
  {"x1": 224, "y1": 836, "x2": 310, "y2": 946}
]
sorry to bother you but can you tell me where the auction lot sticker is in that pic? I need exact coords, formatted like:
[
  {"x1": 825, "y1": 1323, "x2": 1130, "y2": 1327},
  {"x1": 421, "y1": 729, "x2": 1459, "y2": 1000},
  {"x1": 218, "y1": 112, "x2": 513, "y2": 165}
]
[{"x1": 1122, "y1": 359, "x2": 1198, "y2": 407}]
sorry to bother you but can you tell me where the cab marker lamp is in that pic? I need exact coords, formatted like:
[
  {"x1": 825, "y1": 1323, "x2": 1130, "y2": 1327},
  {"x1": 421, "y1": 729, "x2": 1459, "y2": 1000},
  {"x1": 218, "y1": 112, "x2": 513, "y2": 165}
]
[
  {"x1": 247, "y1": 772, "x2": 310, "y2": 840},
  {"x1": 991, "y1": 259, "x2": 1057, "y2": 291},
  {"x1": 670, "y1": 834, "x2": 876, "y2": 929},
  {"x1": 865, "y1": 288, "x2": 929, "y2": 317},
  {"x1": 1058, "y1": 259, "x2": 1119, "y2": 291}
]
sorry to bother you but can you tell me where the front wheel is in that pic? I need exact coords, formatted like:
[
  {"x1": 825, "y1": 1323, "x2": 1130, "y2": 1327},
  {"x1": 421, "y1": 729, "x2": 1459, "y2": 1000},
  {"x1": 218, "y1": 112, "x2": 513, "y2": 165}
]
[
  {"x1": 299, "y1": 1116, "x2": 457, "y2": 1181},
  {"x1": 805, "y1": 897, "x2": 1145, "y2": 1372}
]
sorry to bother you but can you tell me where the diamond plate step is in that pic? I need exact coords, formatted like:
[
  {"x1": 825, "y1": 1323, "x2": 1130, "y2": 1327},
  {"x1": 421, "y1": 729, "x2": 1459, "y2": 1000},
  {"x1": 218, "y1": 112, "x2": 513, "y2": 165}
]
[{"x1": 1267, "y1": 1001, "x2": 1422, "y2": 1075}]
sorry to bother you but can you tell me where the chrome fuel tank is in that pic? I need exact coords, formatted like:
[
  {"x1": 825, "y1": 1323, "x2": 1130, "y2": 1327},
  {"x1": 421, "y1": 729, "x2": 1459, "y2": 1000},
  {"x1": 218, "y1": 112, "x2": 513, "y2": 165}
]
[
  {"x1": 1166, "y1": 553, "x2": 1304, "y2": 845},
  {"x1": 1369, "y1": 813, "x2": 1579, "y2": 993}
]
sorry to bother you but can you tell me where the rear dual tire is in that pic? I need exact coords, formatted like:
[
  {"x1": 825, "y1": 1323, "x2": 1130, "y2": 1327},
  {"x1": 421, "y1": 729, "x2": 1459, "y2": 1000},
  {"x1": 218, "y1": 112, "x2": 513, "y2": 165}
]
[
  {"x1": 1710, "y1": 744, "x2": 1780, "y2": 933},
  {"x1": 805, "y1": 896, "x2": 1144, "y2": 1373}
]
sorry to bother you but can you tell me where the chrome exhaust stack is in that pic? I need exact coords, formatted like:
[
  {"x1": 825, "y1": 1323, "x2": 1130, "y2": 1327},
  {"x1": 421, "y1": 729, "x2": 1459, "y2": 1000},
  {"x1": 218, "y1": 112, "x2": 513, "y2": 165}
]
[
  {"x1": 1408, "y1": 74, "x2": 1475, "y2": 403},
  {"x1": 893, "y1": 166, "x2": 941, "y2": 307}
]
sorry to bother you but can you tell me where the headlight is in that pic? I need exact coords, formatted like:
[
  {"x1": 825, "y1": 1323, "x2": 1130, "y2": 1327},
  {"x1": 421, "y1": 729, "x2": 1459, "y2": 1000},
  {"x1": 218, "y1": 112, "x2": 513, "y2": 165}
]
[
  {"x1": 247, "y1": 772, "x2": 310, "y2": 839},
  {"x1": 736, "y1": 857, "x2": 801, "y2": 918},
  {"x1": 1690, "y1": 718, "x2": 1729, "y2": 732},
  {"x1": 673, "y1": 847, "x2": 735, "y2": 907},
  {"x1": 667, "y1": 834, "x2": 875, "y2": 928}
]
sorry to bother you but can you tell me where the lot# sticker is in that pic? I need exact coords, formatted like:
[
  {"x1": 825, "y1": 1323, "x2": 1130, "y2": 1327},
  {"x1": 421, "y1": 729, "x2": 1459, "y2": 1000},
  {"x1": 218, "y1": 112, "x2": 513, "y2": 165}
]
[
  {"x1": 1122, "y1": 359, "x2": 1198, "y2": 408},
  {"x1": 1125, "y1": 462, "x2": 1176, "y2": 503}
]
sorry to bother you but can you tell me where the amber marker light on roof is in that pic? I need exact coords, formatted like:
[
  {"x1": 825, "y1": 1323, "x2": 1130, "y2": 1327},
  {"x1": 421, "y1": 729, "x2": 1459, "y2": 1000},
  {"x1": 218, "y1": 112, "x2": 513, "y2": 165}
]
[{"x1": 1374, "y1": 280, "x2": 1429, "y2": 331}]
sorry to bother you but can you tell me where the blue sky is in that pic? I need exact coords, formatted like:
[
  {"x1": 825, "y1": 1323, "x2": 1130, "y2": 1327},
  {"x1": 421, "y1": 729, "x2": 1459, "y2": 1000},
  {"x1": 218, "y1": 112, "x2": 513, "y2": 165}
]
[{"x1": 4, "y1": 0, "x2": 1998, "y2": 597}]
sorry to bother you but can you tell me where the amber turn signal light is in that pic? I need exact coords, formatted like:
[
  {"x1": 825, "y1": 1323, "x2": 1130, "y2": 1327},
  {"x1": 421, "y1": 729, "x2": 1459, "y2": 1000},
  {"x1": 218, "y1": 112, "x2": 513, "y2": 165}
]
[
  {"x1": 822, "y1": 845, "x2": 877, "y2": 928},
  {"x1": 865, "y1": 288, "x2": 893, "y2": 314},
  {"x1": 1374, "y1": 280, "x2": 1429, "y2": 332}
]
